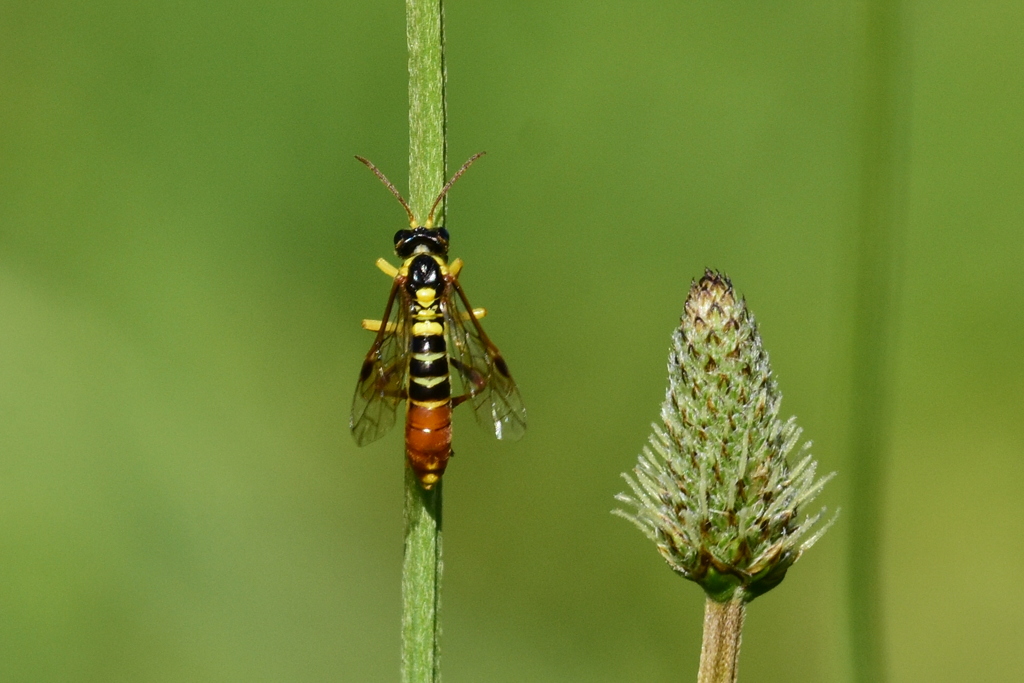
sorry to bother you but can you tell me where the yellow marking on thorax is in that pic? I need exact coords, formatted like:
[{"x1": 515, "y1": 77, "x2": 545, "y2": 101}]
[
  {"x1": 412, "y1": 321, "x2": 444, "y2": 336},
  {"x1": 415, "y1": 287, "x2": 437, "y2": 307},
  {"x1": 413, "y1": 309, "x2": 441, "y2": 321}
]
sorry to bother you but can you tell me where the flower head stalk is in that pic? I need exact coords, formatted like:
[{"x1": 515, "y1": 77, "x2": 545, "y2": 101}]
[{"x1": 616, "y1": 270, "x2": 835, "y2": 604}]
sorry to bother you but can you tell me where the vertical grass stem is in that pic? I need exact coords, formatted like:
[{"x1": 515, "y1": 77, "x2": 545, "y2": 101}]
[
  {"x1": 402, "y1": 0, "x2": 446, "y2": 682},
  {"x1": 407, "y1": 0, "x2": 447, "y2": 224},
  {"x1": 402, "y1": 468, "x2": 443, "y2": 682}
]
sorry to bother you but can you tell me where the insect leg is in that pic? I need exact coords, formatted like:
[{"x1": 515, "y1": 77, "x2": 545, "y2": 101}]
[
  {"x1": 375, "y1": 258, "x2": 399, "y2": 278},
  {"x1": 449, "y1": 258, "x2": 463, "y2": 278},
  {"x1": 361, "y1": 319, "x2": 398, "y2": 332}
]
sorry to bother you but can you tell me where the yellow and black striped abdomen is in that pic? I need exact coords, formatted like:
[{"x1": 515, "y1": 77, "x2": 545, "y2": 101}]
[
  {"x1": 408, "y1": 317, "x2": 450, "y2": 405},
  {"x1": 404, "y1": 254, "x2": 453, "y2": 489}
]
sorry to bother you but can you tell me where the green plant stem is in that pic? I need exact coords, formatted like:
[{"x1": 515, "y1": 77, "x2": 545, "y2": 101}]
[
  {"x1": 697, "y1": 595, "x2": 746, "y2": 683},
  {"x1": 407, "y1": 0, "x2": 446, "y2": 224},
  {"x1": 402, "y1": 468, "x2": 443, "y2": 683},
  {"x1": 402, "y1": 1, "x2": 446, "y2": 682},
  {"x1": 849, "y1": 1, "x2": 907, "y2": 682}
]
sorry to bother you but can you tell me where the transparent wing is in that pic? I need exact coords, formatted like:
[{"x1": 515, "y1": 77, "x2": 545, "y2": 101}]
[
  {"x1": 351, "y1": 281, "x2": 410, "y2": 445},
  {"x1": 444, "y1": 277, "x2": 527, "y2": 441}
]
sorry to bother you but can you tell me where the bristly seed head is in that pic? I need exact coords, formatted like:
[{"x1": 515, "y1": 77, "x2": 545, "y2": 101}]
[{"x1": 614, "y1": 269, "x2": 836, "y2": 603}]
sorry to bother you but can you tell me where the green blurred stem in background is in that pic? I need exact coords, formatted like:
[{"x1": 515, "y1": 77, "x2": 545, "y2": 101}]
[
  {"x1": 849, "y1": 0, "x2": 908, "y2": 681},
  {"x1": 402, "y1": 0, "x2": 446, "y2": 681}
]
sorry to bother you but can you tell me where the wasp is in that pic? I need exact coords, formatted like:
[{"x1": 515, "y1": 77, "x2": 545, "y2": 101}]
[{"x1": 350, "y1": 153, "x2": 527, "y2": 489}]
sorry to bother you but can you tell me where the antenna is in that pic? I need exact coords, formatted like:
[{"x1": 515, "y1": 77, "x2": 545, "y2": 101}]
[
  {"x1": 355, "y1": 156, "x2": 417, "y2": 228},
  {"x1": 425, "y1": 152, "x2": 486, "y2": 228}
]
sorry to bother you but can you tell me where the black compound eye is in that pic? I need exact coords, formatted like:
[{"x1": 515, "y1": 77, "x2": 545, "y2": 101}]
[
  {"x1": 394, "y1": 229, "x2": 412, "y2": 245},
  {"x1": 437, "y1": 227, "x2": 450, "y2": 242}
]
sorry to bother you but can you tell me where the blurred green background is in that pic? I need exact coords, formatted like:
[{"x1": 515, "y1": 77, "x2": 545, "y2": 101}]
[{"x1": 2, "y1": 1, "x2": 1022, "y2": 681}]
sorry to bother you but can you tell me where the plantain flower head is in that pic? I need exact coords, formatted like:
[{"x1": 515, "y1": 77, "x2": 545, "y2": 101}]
[{"x1": 615, "y1": 270, "x2": 836, "y2": 603}]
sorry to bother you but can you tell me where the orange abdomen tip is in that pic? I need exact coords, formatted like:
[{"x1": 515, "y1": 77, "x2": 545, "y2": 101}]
[{"x1": 405, "y1": 403, "x2": 453, "y2": 489}]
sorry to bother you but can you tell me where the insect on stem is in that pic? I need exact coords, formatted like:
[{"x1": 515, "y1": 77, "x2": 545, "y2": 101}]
[{"x1": 350, "y1": 151, "x2": 526, "y2": 486}]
